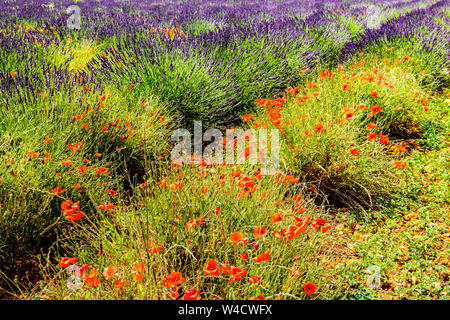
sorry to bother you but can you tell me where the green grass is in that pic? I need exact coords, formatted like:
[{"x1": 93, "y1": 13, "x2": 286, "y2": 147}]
[{"x1": 0, "y1": 7, "x2": 449, "y2": 300}]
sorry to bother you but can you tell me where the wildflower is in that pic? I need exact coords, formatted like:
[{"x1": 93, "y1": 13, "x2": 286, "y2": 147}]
[
  {"x1": 367, "y1": 122, "x2": 377, "y2": 130},
  {"x1": 394, "y1": 161, "x2": 406, "y2": 169},
  {"x1": 43, "y1": 152, "x2": 51, "y2": 163},
  {"x1": 185, "y1": 217, "x2": 204, "y2": 229},
  {"x1": 238, "y1": 252, "x2": 248, "y2": 260},
  {"x1": 272, "y1": 212, "x2": 283, "y2": 224},
  {"x1": 61, "y1": 159, "x2": 73, "y2": 166},
  {"x1": 229, "y1": 267, "x2": 247, "y2": 283},
  {"x1": 284, "y1": 175, "x2": 299, "y2": 183},
  {"x1": 251, "y1": 241, "x2": 259, "y2": 250},
  {"x1": 26, "y1": 151, "x2": 39, "y2": 159},
  {"x1": 131, "y1": 263, "x2": 145, "y2": 282},
  {"x1": 44, "y1": 136, "x2": 53, "y2": 144},
  {"x1": 237, "y1": 176, "x2": 255, "y2": 190},
  {"x1": 345, "y1": 111, "x2": 355, "y2": 120},
  {"x1": 64, "y1": 210, "x2": 85, "y2": 221},
  {"x1": 242, "y1": 113, "x2": 254, "y2": 122},
  {"x1": 370, "y1": 91, "x2": 378, "y2": 98},
  {"x1": 67, "y1": 142, "x2": 84, "y2": 153},
  {"x1": 61, "y1": 200, "x2": 84, "y2": 221},
  {"x1": 51, "y1": 186, "x2": 65, "y2": 195},
  {"x1": 103, "y1": 266, "x2": 117, "y2": 279},
  {"x1": 303, "y1": 282, "x2": 317, "y2": 294},
  {"x1": 94, "y1": 167, "x2": 110, "y2": 175},
  {"x1": 229, "y1": 232, "x2": 245, "y2": 247},
  {"x1": 312, "y1": 218, "x2": 331, "y2": 232},
  {"x1": 370, "y1": 105, "x2": 381, "y2": 115},
  {"x1": 253, "y1": 226, "x2": 267, "y2": 238},
  {"x1": 114, "y1": 279, "x2": 125, "y2": 291},
  {"x1": 379, "y1": 133, "x2": 389, "y2": 144},
  {"x1": 77, "y1": 265, "x2": 89, "y2": 277},
  {"x1": 251, "y1": 295, "x2": 266, "y2": 300},
  {"x1": 248, "y1": 275, "x2": 262, "y2": 284},
  {"x1": 78, "y1": 165, "x2": 89, "y2": 173},
  {"x1": 367, "y1": 132, "x2": 378, "y2": 141},
  {"x1": 162, "y1": 272, "x2": 185, "y2": 288},
  {"x1": 58, "y1": 257, "x2": 78, "y2": 268},
  {"x1": 106, "y1": 189, "x2": 118, "y2": 196},
  {"x1": 99, "y1": 202, "x2": 115, "y2": 210},
  {"x1": 314, "y1": 124, "x2": 325, "y2": 133},
  {"x1": 147, "y1": 242, "x2": 163, "y2": 254},
  {"x1": 169, "y1": 182, "x2": 185, "y2": 191},
  {"x1": 204, "y1": 259, "x2": 221, "y2": 276},
  {"x1": 294, "y1": 216, "x2": 311, "y2": 227},
  {"x1": 82, "y1": 268, "x2": 101, "y2": 287},
  {"x1": 350, "y1": 148, "x2": 359, "y2": 156},
  {"x1": 292, "y1": 194, "x2": 303, "y2": 204},
  {"x1": 183, "y1": 288, "x2": 200, "y2": 300},
  {"x1": 394, "y1": 145, "x2": 407, "y2": 153},
  {"x1": 252, "y1": 249, "x2": 270, "y2": 263}
]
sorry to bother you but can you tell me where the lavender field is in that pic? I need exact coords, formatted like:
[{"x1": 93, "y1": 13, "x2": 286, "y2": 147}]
[{"x1": 0, "y1": 0, "x2": 449, "y2": 301}]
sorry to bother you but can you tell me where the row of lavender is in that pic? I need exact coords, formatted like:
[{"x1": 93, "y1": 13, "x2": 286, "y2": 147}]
[{"x1": 1, "y1": 0, "x2": 448, "y2": 126}]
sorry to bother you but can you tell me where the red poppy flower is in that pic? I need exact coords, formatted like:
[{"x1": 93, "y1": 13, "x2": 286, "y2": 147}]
[
  {"x1": 272, "y1": 212, "x2": 283, "y2": 224},
  {"x1": 61, "y1": 200, "x2": 84, "y2": 221},
  {"x1": 284, "y1": 175, "x2": 299, "y2": 183},
  {"x1": 303, "y1": 282, "x2": 317, "y2": 294},
  {"x1": 229, "y1": 267, "x2": 247, "y2": 283},
  {"x1": 131, "y1": 263, "x2": 145, "y2": 282},
  {"x1": 204, "y1": 259, "x2": 221, "y2": 276},
  {"x1": 162, "y1": 272, "x2": 185, "y2": 288},
  {"x1": 242, "y1": 113, "x2": 254, "y2": 122},
  {"x1": 379, "y1": 133, "x2": 389, "y2": 144},
  {"x1": 367, "y1": 132, "x2": 378, "y2": 141},
  {"x1": 52, "y1": 186, "x2": 66, "y2": 195},
  {"x1": 250, "y1": 295, "x2": 266, "y2": 300},
  {"x1": 185, "y1": 217, "x2": 204, "y2": 229},
  {"x1": 367, "y1": 122, "x2": 377, "y2": 129},
  {"x1": 369, "y1": 105, "x2": 381, "y2": 114},
  {"x1": 394, "y1": 161, "x2": 406, "y2": 169},
  {"x1": 252, "y1": 249, "x2": 270, "y2": 263},
  {"x1": 147, "y1": 242, "x2": 163, "y2": 254},
  {"x1": 78, "y1": 165, "x2": 89, "y2": 173},
  {"x1": 314, "y1": 124, "x2": 325, "y2": 133},
  {"x1": 99, "y1": 202, "x2": 115, "y2": 210},
  {"x1": 248, "y1": 275, "x2": 262, "y2": 284},
  {"x1": 114, "y1": 279, "x2": 125, "y2": 291},
  {"x1": 58, "y1": 257, "x2": 78, "y2": 268},
  {"x1": 253, "y1": 226, "x2": 267, "y2": 238},
  {"x1": 229, "y1": 232, "x2": 245, "y2": 247},
  {"x1": 94, "y1": 167, "x2": 110, "y2": 175},
  {"x1": 64, "y1": 210, "x2": 85, "y2": 221},
  {"x1": 82, "y1": 268, "x2": 100, "y2": 287},
  {"x1": 106, "y1": 189, "x2": 118, "y2": 196},
  {"x1": 183, "y1": 288, "x2": 200, "y2": 300}
]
